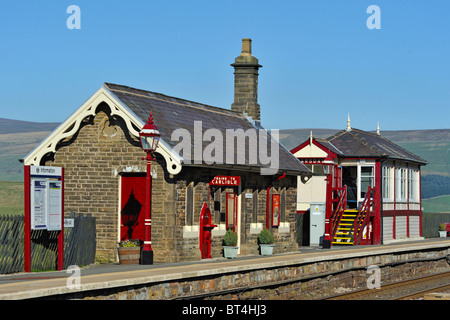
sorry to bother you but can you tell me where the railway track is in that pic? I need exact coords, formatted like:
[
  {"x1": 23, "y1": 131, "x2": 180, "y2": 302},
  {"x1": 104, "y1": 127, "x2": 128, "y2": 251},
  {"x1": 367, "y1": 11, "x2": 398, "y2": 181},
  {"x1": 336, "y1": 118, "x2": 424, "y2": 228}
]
[{"x1": 323, "y1": 271, "x2": 450, "y2": 300}]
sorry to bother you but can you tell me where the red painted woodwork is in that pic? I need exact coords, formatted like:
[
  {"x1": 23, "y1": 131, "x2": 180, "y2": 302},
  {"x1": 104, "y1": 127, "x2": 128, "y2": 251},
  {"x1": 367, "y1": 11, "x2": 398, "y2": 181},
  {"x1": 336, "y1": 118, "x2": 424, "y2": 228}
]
[
  {"x1": 272, "y1": 194, "x2": 280, "y2": 227},
  {"x1": 199, "y1": 202, "x2": 217, "y2": 259},
  {"x1": 120, "y1": 175, "x2": 146, "y2": 241}
]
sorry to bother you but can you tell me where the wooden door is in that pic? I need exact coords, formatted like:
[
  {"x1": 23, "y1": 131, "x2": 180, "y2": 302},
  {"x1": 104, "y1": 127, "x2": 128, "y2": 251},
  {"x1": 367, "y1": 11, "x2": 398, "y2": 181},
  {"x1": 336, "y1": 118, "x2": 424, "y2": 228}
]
[{"x1": 120, "y1": 175, "x2": 146, "y2": 241}]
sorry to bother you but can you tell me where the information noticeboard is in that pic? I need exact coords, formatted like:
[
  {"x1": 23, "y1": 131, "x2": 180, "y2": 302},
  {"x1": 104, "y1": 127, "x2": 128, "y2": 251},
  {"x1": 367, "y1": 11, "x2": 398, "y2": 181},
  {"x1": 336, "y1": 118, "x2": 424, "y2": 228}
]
[
  {"x1": 47, "y1": 181, "x2": 62, "y2": 231},
  {"x1": 29, "y1": 166, "x2": 63, "y2": 231},
  {"x1": 24, "y1": 165, "x2": 64, "y2": 272},
  {"x1": 31, "y1": 179, "x2": 48, "y2": 230}
]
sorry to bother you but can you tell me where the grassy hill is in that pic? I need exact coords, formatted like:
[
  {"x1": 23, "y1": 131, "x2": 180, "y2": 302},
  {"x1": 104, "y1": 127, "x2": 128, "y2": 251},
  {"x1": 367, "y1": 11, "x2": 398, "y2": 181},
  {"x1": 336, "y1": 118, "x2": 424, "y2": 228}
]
[
  {"x1": 0, "y1": 118, "x2": 58, "y2": 181},
  {"x1": 279, "y1": 127, "x2": 450, "y2": 213},
  {"x1": 0, "y1": 118, "x2": 449, "y2": 214},
  {"x1": 279, "y1": 128, "x2": 450, "y2": 177}
]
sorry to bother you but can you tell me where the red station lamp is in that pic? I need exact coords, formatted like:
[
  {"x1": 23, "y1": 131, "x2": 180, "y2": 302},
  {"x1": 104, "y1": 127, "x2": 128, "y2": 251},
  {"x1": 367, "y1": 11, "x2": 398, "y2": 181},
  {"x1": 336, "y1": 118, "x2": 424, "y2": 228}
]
[
  {"x1": 322, "y1": 155, "x2": 334, "y2": 249},
  {"x1": 139, "y1": 111, "x2": 161, "y2": 264}
]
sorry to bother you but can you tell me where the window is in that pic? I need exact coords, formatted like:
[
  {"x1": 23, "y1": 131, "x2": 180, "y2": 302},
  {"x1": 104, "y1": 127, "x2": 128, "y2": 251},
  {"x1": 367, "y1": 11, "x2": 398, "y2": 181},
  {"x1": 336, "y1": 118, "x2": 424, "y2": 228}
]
[
  {"x1": 185, "y1": 182, "x2": 194, "y2": 226},
  {"x1": 360, "y1": 166, "x2": 374, "y2": 199},
  {"x1": 396, "y1": 168, "x2": 407, "y2": 201},
  {"x1": 252, "y1": 189, "x2": 258, "y2": 223},
  {"x1": 280, "y1": 188, "x2": 286, "y2": 222},
  {"x1": 409, "y1": 169, "x2": 419, "y2": 202},
  {"x1": 382, "y1": 166, "x2": 391, "y2": 200},
  {"x1": 213, "y1": 188, "x2": 221, "y2": 225}
]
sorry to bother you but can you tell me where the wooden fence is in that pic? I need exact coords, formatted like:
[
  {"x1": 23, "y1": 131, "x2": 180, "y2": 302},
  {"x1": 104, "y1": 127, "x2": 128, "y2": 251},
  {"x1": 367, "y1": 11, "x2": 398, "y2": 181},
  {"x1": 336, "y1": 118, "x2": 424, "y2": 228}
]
[
  {"x1": 0, "y1": 212, "x2": 96, "y2": 274},
  {"x1": 422, "y1": 212, "x2": 450, "y2": 238}
]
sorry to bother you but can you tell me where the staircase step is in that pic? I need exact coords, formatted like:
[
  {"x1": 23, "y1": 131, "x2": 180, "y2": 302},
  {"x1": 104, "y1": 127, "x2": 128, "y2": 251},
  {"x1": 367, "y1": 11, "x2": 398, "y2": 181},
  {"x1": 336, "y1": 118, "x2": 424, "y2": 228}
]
[{"x1": 332, "y1": 241, "x2": 354, "y2": 245}]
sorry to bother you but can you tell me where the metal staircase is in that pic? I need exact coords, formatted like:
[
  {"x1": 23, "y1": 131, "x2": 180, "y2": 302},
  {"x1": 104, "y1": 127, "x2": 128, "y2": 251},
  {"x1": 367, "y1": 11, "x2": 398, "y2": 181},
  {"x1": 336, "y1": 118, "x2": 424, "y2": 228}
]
[
  {"x1": 330, "y1": 186, "x2": 374, "y2": 246},
  {"x1": 332, "y1": 209, "x2": 357, "y2": 245}
]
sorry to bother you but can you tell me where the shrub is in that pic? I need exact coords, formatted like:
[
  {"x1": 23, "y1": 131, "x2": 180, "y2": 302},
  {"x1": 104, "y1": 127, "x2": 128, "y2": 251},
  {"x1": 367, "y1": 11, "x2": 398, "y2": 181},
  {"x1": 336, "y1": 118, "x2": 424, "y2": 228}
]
[
  {"x1": 118, "y1": 239, "x2": 140, "y2": 247},
  {"x1": 439, "y1": 222, "x2": 447, "y2": 231},
  {"x1": 223, "y1": 229, "x2": 238, "y2": 246},
  {"x1": 258, "y1": 229, "x2": 274, "y2": 245}
]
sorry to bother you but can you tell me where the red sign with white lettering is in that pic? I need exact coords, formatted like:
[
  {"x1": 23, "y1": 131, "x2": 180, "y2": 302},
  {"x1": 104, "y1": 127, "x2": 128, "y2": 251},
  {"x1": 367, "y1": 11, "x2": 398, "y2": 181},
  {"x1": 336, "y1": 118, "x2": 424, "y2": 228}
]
[{"x1": 209, "y1": 176, "x2": 241, "y2": 186}]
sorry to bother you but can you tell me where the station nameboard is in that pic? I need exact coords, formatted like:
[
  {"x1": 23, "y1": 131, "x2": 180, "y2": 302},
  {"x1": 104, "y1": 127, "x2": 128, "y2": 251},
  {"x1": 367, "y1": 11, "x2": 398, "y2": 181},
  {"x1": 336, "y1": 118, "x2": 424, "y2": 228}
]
[
  {"x1": 209, "y1": 176, "x2": 241, "y2": 186},
  {"x1": 30, "y1": 166, "x2": 62, "y2": 177}
]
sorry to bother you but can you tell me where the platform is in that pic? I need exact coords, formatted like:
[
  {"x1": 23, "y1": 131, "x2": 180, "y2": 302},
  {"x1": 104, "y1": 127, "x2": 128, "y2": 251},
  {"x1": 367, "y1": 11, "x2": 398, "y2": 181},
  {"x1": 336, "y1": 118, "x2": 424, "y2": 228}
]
[{"x1": 0, "y1": 238, "x2": 449, "y2": 300}]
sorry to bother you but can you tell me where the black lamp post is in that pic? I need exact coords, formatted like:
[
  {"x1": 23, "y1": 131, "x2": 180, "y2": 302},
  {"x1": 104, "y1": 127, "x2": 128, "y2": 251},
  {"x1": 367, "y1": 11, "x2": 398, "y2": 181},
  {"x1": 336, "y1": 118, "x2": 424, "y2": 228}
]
[
  {"x1": 322, "y1": 155, "x2": 334, "y2": 249},
  {"x1": 139, "y1": 111, "x2": 161, "y2": 264}
]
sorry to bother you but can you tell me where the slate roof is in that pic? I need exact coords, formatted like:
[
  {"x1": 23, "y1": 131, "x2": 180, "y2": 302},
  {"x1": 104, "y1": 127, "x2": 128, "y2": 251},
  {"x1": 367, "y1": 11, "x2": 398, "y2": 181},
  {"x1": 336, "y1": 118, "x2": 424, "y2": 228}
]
[
  {"x1": 325, "y1": 128, "x2": 427, "y2": 164},
  {"x1": 105, "y1": 83, "x2": 311, "y2": 176}
]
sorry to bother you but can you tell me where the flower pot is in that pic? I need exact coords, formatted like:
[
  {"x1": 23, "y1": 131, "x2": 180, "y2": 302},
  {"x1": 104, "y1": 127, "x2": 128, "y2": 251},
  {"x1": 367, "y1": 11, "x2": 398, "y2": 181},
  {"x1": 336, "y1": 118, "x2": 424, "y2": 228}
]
[
  {"x1": 439, "y1": 231, "x2": 447, "y2": 238},
  {"x1": 259, "y1": 244, "x2": 274, "y2": 256},
  {"x1": 223, "y1": 246, "x2": 238, "y2": 259},
  {"x1": 118, "y1": 246, "x2": 141, "y2": 264}
]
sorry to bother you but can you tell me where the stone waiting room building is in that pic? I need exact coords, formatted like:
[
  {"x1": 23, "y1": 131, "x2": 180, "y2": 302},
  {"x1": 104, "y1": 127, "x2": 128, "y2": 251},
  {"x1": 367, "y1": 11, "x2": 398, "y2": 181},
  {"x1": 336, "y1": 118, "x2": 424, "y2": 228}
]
[{"x1": 23, "y1": 39, "x2": 311, "y2": 263}]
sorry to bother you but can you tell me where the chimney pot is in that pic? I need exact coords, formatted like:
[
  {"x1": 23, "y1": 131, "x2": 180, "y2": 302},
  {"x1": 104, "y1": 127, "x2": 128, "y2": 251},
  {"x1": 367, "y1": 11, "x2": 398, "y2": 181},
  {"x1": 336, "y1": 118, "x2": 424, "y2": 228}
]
[
  {"x1": 231, "y1": 38, "x2": 262, "y2": 121},
  {"x1": 241, "y1": 38, "x2": 252, "y2": 56}
]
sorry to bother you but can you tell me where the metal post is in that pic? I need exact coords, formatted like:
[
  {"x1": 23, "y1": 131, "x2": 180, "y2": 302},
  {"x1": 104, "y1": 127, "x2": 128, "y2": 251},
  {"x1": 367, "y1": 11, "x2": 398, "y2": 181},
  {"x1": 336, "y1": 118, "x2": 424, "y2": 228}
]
[
  {"x1": 24, "y1": 165, "x2": 31, "y2": 272},
  {"x1": 57, "y1": 167, "x2": 64, "y2": 270},
  {"x1": 323, "y1": 173, "x2": 332, "y2": 249},
  {"x1": 141, "y1": 151, "x2": 153, "y2": 264}
]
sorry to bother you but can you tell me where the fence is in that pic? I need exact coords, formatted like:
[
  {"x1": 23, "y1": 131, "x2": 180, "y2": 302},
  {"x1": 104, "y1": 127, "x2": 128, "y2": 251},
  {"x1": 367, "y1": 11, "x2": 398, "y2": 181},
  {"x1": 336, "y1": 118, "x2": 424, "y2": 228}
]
[
  {"x1": 422, "y1": 212, "x2": 450, "y2": 238},
  {"x1": 0, "y1": 212, "x2": 96, "y2": 274}
]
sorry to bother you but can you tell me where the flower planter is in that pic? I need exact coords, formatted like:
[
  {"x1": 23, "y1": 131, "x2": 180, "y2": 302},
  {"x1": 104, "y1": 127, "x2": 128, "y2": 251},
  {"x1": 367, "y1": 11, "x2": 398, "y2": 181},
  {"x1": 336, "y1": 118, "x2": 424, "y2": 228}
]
[
  {"x1": 223, "y1": 246, "x2": 238, "y2": 259},
  {"x1": 439, "y1": 231, "x2": 447, "y2": 238},
  {"x1": 118, "y1": 246, "x2": 141, "y2": 264},
  {"x1": 259, "y1": 244, "x2": 274, "y2": 256}
]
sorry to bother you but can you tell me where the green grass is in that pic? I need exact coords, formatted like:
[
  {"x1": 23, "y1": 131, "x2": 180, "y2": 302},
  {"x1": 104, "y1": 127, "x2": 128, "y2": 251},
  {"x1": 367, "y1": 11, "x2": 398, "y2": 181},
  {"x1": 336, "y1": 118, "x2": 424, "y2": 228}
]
[
  {"x1": 397, "y1": 141, "x2": 450, "y2": 176},
  {"x1": 422, "y1": 195, "x2": 450, "y2": 213},
  {"x1": 0, "y1": 181, "x2": 24, "y2": 215}
]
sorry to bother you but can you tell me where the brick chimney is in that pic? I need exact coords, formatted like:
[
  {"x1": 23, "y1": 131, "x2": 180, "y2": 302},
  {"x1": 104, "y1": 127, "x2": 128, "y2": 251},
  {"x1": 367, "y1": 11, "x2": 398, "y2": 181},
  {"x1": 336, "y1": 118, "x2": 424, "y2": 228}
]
[{"x1": 231, "y1": 38, "x2": 262, "y2": 121}]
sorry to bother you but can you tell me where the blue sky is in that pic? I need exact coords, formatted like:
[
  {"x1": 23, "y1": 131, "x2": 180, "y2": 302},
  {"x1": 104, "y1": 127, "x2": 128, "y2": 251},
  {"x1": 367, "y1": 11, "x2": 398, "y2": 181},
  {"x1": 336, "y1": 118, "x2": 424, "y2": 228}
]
[{"x1": 0, "y1": 1, "x2": 449, "y2": 131}]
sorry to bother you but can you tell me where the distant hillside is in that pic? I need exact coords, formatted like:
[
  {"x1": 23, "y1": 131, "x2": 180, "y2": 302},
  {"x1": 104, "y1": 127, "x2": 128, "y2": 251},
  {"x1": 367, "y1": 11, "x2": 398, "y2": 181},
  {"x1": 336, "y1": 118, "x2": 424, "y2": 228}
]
[
  {"x1": 279, "y1": 128, "x2": 450, "y2": 151},
  {"x1": 279, "y1": 128, "x2": 450, "y2": 177},
  {"x1": 0, "y1": 118, "x2": 60, "y2": 181},
  {"x1": 0, "y1": 118, "x2": 59, "y2": 134}
]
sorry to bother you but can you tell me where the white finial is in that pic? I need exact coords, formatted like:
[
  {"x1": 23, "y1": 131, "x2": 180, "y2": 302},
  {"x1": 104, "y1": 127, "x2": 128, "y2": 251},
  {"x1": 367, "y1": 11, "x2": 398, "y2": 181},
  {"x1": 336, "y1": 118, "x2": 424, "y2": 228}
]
[
  {"x1": 310, "y1": 130, "x2": 313, "y2": 145},
  {"x1": 346, "y1": 113, "x2": 351, "y2": 131},
  {"x1": 376, "y1": 122, "x2": 380, "y2": 135}
]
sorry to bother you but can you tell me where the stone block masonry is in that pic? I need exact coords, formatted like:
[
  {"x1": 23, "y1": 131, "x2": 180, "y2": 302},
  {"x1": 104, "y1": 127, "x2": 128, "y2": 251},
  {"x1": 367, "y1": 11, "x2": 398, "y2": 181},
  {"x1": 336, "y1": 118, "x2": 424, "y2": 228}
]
[
  {"x1": 58, "y1": 242, "x2": 449, "y2": 300},
  {"x1": 44, "y1": 104, "x2": 300, "y2": 264}
]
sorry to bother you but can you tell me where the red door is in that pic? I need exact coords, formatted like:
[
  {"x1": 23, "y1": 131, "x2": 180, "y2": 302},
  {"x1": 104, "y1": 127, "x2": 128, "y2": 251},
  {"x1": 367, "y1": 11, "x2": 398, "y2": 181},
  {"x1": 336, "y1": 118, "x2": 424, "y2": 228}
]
[
  {"x1": 199, "y1": 202, "x2": 217, "y2": 259},
  {"x1": 120, "y1": 175, "x2": 146, "y2": 241}
]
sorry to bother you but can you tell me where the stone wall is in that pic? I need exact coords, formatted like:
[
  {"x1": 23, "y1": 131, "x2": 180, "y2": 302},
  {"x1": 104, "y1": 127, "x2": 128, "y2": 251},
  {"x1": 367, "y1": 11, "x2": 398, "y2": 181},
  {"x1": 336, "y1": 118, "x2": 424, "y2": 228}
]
[
  {"x1": 45, "y1": 106, "x2": 146, "y2": 262},
  {"x1": 44, "y1": 105, "x2": 300, "y2": 264},
  {"x1": 70, "y1": 247, "x2": 450, "y2": 300}
]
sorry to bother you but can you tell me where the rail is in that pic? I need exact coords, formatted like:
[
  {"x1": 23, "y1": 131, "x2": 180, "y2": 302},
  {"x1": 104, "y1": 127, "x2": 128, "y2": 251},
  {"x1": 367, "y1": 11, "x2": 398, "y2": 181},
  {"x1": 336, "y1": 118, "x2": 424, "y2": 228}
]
[
  {"x1": 330, "y1": 185, "x2": 347, "y2": 242},
  {"x1": 353, "y1": 186, "x2": 374, "y2": 246}
]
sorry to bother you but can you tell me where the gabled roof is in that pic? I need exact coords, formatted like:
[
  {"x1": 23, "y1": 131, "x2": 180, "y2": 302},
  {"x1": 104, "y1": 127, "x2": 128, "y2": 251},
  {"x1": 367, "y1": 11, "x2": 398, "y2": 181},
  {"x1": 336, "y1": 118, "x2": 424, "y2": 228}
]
[
  {"x1": 24, "y1": 83, "x2": 311, "y2": 177},
  {"x1": 291, "y1": 128, "x2": 427, "y2": 165},
  {"x1": 327, "y1": 128, "x2": 427, "y2": 164},
  {"x1": 105, "y1": 83, "x2": 311, "y2": 176}
]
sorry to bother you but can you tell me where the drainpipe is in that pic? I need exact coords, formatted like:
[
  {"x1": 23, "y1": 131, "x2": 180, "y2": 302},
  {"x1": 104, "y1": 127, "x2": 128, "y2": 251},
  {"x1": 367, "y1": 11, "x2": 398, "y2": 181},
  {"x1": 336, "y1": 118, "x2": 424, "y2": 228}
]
[{"x1": 266, "y1": 173, "x2": 286, "y2": 229}]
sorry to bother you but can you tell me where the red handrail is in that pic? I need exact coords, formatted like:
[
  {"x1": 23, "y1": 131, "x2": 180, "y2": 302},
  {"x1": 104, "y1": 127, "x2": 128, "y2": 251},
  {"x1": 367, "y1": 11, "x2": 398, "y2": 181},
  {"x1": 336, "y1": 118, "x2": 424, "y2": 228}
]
[
  {"x1": 354, "y1": 186, "x2": 374, "y2": 245},
  {"x1": 330, "y1": 186, "x2": 347, "y2": 241}
]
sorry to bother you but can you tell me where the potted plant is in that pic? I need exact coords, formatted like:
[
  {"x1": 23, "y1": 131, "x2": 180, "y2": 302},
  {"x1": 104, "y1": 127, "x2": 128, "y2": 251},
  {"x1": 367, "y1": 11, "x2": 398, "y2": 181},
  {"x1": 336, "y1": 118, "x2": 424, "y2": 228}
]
[
  {"x1": 439, "y1": 222, "x2": 447, "y2": 238},
  {"x1": 117, "y1": 239, "x2": 141, "y2": 264},
  {"x1": 258, "y1": 229, "x2": 275, "y2": 256},
  {"x1": 223, "y1": 229, "x2": 238, "y2": 258}
]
